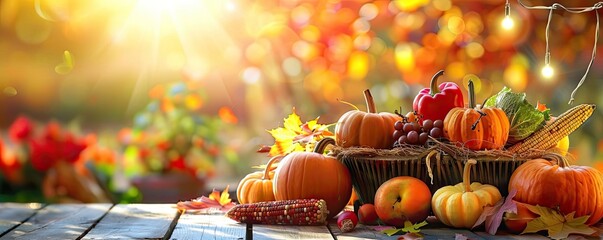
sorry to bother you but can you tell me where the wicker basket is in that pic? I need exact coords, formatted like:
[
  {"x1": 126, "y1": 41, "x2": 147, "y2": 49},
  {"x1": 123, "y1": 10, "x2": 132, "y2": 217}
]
[{"x1": 335, "y1": 145, "x2": 530, "y2": 204}]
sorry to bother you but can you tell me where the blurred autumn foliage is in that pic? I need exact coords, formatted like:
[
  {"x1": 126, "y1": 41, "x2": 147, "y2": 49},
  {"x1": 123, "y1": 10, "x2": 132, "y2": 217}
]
[{"x1": 1, "y1": 0, "x2": 603, "y2": 202}]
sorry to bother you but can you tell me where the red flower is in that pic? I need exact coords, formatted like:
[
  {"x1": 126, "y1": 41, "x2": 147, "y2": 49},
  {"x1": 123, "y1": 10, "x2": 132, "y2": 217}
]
[
  {"x1": 167, "y1": 155, "x2": 196, "y2": 176},
  {"x1": 29, "y1": 122, "x2": 87, "y2": 171},
  {"x1": 9, "y1": 116, "x2": 33, "y2": 143}
]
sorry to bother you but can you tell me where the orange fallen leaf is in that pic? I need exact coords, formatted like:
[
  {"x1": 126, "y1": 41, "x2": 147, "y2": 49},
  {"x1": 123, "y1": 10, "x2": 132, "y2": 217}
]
[{"x1": 176, "y1": 185, "x2": 236, "y2": 212}]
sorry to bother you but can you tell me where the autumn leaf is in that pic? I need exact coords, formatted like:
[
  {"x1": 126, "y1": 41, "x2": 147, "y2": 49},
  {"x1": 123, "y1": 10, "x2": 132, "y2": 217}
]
[
  {"x1": 382, "y1": 221, "x2": 428, "y2": 236},
  {"x1": 536, "y1": 101, "x2": 548, "y2": 112},
  {"x1": 472, "y1": 189, "x2": 518, "y2": 235},
  {"x1": 176, "y1": 185, "x2": 236, "y2": 213},
  {"x1": 264, "y1": 108, "x2": 334, "y2": 156},
  {"x1": 521, "y1": 205, "x2": 596, "y2": 239},
  {"x1": 454, "y1": 233, "x2": 468, "y2": 240},
  {"x1": 397, "y1": 232, "x2": 424, "y2": 240}
]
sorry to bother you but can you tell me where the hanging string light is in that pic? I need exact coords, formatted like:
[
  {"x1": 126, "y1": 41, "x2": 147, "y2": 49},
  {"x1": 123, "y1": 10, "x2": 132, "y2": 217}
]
[
  {"x1": 541, "y1": 7, "x2": 554, "y2": 79},
  {"x1": 515, "y1": 0, "x2": 602, "y2": 104},
  {"x1": 502, "y1": 0, "x2": 514, "y2": 30}
]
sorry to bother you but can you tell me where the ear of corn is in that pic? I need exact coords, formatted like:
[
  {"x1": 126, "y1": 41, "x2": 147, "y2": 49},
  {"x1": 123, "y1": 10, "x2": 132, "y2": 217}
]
[
  {"x1": 508, "y1": 103, "x2": 596, "y2": 154},
  {"x1": 226, "y1": 199, "x2": 329, "y2": 225}
]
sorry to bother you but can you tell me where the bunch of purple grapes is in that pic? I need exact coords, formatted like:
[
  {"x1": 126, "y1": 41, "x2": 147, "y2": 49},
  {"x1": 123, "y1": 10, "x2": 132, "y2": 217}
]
[{"x1": 393, "y1": 119, "x2": 444, "y2": 146}]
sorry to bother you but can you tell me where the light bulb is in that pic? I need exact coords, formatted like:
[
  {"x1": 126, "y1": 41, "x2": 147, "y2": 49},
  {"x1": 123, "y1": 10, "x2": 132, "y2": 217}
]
[
  {"x1": 502, "y1": 15, "x2": 514, "y2": 30},
  {"x1": 541, "y1": 64, "x2": 554, "y2": 78}
]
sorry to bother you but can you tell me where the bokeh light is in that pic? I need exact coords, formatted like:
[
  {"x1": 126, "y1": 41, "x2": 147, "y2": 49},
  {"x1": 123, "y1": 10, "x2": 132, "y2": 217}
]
[{"x1": 0, "y1": 0, "x2": 603, "y2": 193}]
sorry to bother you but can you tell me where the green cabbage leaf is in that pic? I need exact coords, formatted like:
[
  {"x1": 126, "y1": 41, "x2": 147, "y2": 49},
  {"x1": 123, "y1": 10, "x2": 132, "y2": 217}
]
[{"x1": 484, "y1": 87, "x2": 550, "y2": 145}]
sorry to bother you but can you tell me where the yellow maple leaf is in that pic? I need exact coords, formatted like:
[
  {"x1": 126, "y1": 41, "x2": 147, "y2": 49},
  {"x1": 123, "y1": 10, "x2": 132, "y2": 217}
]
[
  {"x1": 521, "y1": 204, "x2": 596, "y2": 239},
  {"x1": 265, "y1": 108, "x2": 334, "y2": 156},
  {"x1": 208, "y1": 185, "x2": 232, "y2": 206}
]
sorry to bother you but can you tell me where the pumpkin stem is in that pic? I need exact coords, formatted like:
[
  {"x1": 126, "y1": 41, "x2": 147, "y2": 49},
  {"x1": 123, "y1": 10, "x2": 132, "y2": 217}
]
[
  {"x1": 462, "y1": 159, "x2": 477, "y2": 193},
  {"x1": 262, "y1": 156, "x2": 282, "y2": 180},
  {"x1": 364, "y1": 89, "x2": 377, "y2": 113},
  {"x1": 394, "y1": 107, "x2": 408, "y2": 122},
  {"x1": 470, "y1": 110, "x2": 487, "y2": 130},
  {"x1": 543, "y1": 153, "x2": 570, "y2": 168},
  {"x1": 314, "y1": 137, "x2": 335, "y2": 154},
  {"x1": 429, "y1": 70, "x2": 445, "y2": 96},
  {"x1": 468, "y1": 79, "x2": 475, "y2": 108}
]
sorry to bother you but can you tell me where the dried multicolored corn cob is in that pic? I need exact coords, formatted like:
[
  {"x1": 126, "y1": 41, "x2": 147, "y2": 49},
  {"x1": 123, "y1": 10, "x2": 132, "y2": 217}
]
[
  {"x1": 508, "y1": 103, "x2": 596, "y2": 154},
  {"x1": 226, "y1": 199, "x2": 328, "y2": 225}
]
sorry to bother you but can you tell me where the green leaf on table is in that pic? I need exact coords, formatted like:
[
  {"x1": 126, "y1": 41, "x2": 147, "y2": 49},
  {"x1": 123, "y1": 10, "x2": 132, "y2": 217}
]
[
  {"x1": 521, "y1": 205, "x2": 596, "y2": 239},
  {"x1": 382, "y1": 220, "x2": 428, "y2": 236}
]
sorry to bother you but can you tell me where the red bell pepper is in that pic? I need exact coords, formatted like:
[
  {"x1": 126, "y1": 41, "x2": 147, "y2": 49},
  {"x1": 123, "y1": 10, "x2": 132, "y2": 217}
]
[{"x1": 412, "y1": 70, "x2": 465, "y2": 123}]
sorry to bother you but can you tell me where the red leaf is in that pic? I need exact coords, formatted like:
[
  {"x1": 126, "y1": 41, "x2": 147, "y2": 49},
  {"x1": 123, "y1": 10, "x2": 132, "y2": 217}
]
[{"x1": 176, "y1": 186, "x2": 236, "y2": 213}]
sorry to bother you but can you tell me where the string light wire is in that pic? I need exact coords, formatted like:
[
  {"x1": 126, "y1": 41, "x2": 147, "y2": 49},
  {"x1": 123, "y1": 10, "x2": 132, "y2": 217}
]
[
  {"x1": 502, "y1": 0, "x2": 514, "y2": 29},
  {"x1": 517, "y1": 0, "x2": 603, "y2": 104},
  {"x1": 543, "y1": 7, "x2": 553, "y2": 77}
]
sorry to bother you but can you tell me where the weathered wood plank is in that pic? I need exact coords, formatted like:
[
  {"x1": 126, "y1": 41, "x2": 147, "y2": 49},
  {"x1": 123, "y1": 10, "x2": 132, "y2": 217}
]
[
  {"x1": 169, "y1": 213, "x2": 245, "y2": 240},
  {"x1": 1, "y1": 204, "x2": 111, "y2": 240},
  {"x1": 473, "y1": 231, "x2": 549, "y2": 239},
  {"x1": 328, "y1": 222, "x2": 394, "y2": 240},
  {"x1": 253, "y1": 224, "x2": 334, "y2": 240},
  {"x1": 0, "y1": 203, "x2": 43, "y2": 236},
  {"x1": 328, "y1": 216, "x2": 554, "y2": 240},
  {"x1": 82, "y1": 204, "x2": 178, "y2": 239}
]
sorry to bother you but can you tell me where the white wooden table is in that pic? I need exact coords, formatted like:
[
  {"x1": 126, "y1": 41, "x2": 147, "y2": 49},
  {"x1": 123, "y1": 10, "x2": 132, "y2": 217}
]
[{"x1": 1, "y1": 203, "x2": 600, "y2": 239}]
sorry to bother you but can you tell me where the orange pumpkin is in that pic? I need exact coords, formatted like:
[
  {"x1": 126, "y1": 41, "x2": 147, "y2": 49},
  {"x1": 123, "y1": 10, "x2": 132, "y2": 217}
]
[
  {"x1": 335, "y1": 89, "x2": 402, "y2": 149},
  {"x1": 236, "y1": 156, "x2": 281, "y2": 204},
  {"x1": 509, "y1": 154, "x2": 603, "y2": 226},
  {"x1": 443, "y1": 80, "x2": 509, "y2": 150},
  {"x1": 273, "y1": 138, "x2": 352, "y2": 219}
]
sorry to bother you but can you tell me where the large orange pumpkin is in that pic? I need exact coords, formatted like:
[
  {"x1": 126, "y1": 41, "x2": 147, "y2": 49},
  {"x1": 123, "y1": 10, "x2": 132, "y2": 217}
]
[
  {"x1": 509, "y1": 154, "x2": 603, "y2": 225},
  {"x1": 273, "y1": 138, "x2": 352, "y2": 219},
  {"x1": 443, "y1": 80, "x2": 509, "y2": 150},
  {"x1": 236, "y1": 156, "x2": 281, "y2": 204},
  {"x1": 335, "y1": 89, "x2": 402, "y2": 149}
]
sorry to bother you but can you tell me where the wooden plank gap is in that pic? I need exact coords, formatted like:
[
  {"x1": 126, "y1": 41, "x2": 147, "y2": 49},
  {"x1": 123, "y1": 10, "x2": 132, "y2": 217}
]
[
  {"x1": 0, "y1": 203, "x2": 47, "y2": 238},
  {"x1": 75, "y1": 204, "x2": 116, "y2": 240},
  {"x1": 246, "y1": 223, "x2": 252, "y2": 240},
  {"x1": 325, "y1": 223, "x2": 338, "y2": 240},
  {"x1": 162, "y1": 208, "x2": 184, "y2": 240}
]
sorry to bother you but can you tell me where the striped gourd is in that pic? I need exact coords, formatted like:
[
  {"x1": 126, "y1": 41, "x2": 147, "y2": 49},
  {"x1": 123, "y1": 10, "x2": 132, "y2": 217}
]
[
  {"x1": 508, "y1": 104, "x2": 596, "y2": 154},
  {"x1": 226, "y1": 199, "x2": 328, "y2": 225}
]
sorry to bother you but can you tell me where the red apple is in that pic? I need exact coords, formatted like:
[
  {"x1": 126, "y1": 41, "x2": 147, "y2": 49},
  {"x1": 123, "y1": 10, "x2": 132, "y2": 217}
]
[
  {"x1": 504, "y1": 201, "x2": 539, "y2": 234},
  {"x1": 374, "y1": 176, "x2": 431, "y2": 227},
  {"x1": 358, "y1": 203, "x2": 378, "y2": 225}
]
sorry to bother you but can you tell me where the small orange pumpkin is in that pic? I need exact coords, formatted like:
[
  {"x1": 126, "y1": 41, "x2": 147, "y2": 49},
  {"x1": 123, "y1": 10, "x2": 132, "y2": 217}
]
[
  {"x1": 236, "y1": 156, "x2": 281, "y2": 204},
  {"x1": 273, "y1": 138, "x2": 352, "y2": 219},
  {"x1": 509, "y1": 154, "x2": 603, "y2": 226},
  {"x1": 335, "y1": 89, "x2": 402, "y2": 149},
  {"x1": 443, "y1": 80, "x2": 509, "y2": 150}
]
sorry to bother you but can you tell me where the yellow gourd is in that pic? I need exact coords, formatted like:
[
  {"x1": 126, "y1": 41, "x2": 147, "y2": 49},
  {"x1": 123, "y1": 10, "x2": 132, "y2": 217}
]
[
  {"x1": 236, "y1": 156, "x2": 281, "y2": 204},
  {"x1": 431, "y1": 159, "x2": 502, "y2": 228}
]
